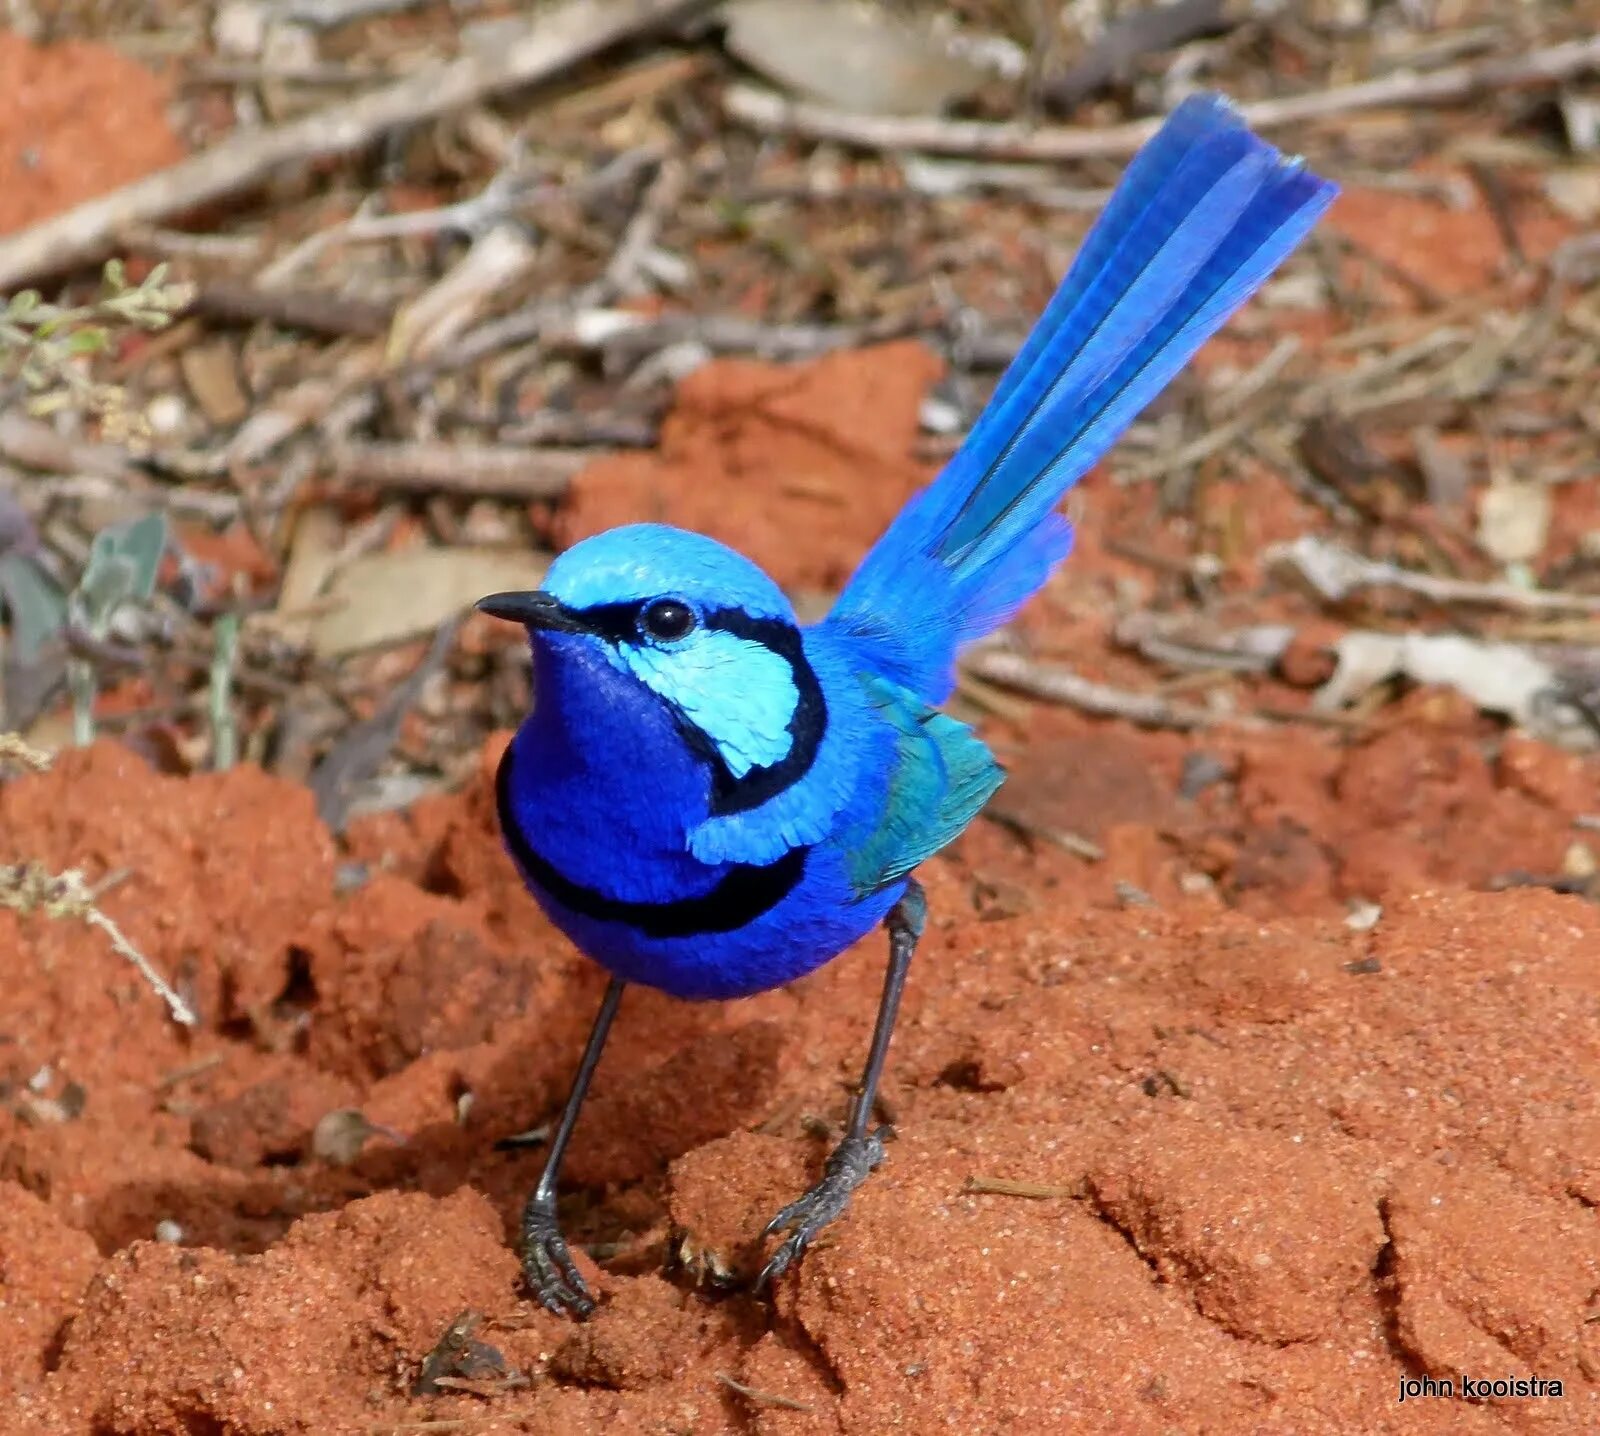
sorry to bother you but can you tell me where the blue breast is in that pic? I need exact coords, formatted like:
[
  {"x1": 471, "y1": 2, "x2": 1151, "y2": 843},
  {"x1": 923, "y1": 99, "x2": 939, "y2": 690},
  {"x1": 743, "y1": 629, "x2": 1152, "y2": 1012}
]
[{"x1": 498, "y1": 630, "x2": 901, "y2": 999}]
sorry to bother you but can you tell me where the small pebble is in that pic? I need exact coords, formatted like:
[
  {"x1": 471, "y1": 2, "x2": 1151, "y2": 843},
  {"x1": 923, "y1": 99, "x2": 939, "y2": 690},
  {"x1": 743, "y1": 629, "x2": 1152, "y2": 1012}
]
[{"x1": 1344, "y1": 900, "x2": 1382, "y2": 932}]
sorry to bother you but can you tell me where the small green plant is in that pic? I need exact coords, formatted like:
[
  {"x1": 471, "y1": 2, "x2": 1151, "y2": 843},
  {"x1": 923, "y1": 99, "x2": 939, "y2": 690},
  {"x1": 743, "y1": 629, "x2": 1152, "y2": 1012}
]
[
  {"x1": 1, "y1": 263, "x2": 242, "y2": 764},
  {"x1": 0, "y1": 543, "x2": 66, "y2": 667},
  {"x1": 0, "y1": 259, "x2": 194, "y2": 440},
  {"x1": 209, "y1": 611, "x2": 241, "y2": 770},
  {"x1": 64, "y1": 512, "x2": 168, "y2": 746},
  {"x1": 1, "y1": 266, "x2": 205, "y2": 1032}
]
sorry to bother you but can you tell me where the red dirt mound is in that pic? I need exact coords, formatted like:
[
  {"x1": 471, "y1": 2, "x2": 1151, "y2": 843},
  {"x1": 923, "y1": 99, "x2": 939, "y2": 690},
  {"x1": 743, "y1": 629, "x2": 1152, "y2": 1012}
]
[
  {"x1": 3, "y1": 727, "x2": 1598, "y2": 1434},
  {"x1": 554, "y1": 341, "x2": 944, "y2": 593}
]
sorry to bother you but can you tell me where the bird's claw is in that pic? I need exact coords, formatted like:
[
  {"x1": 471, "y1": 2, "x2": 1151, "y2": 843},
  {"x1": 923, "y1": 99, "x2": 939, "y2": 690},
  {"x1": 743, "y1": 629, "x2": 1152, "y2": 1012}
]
[
  {"x1": 756, "y1": 1127, "x2": 888, "y2": 1292},
  {"x1": 521, "y1": 1198, "x2": 595, "y2": 1319}
]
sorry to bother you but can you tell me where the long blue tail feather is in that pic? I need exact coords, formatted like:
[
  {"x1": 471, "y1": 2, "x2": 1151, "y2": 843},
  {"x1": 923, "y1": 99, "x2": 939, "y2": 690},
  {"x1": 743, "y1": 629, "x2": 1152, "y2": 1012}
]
[
  {"x1": 980, "y1": 94, "x2": 1247, "y2": 422},
  {"x1": 949, "y1": 117, "x2": 1264, "y2": 532},
  {"x1": 828, "y1": 93, "x2": 1337, "y2": 702},
  {"x1": 937, "y1": 143, "x2": 1267, "y2": 564}
]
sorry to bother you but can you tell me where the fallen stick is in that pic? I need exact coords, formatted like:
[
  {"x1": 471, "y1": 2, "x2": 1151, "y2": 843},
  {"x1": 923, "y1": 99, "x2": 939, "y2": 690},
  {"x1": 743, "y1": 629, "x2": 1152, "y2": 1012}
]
[
  {"x1": 561, "y1": 309, "x2": 910, "y2": 360},
  {"x1": 186, "y1": 280, "x2": 393, "y2": 338},
  {"x1": 1269, "y1": 535, "x2": 1600, "y2": 617},
  {"x1": 282, "y1": 0, "x2": 432, "y2": 28},
  {"x1": 724, "y1": 33, "x2": 1600, "y2": 160},
  {"x1": 0, "y1": 0, "x2": 713, "y2": 291},
  {"x1": 966, "y1": 649, "x2": 1215, "y2": 729},
  {"x1": 965, "y1": 1174, "x2": 1087, "y2": 1199},
  {"x1": 334, "y1": 440, "x2": 590, "y2": 499}
]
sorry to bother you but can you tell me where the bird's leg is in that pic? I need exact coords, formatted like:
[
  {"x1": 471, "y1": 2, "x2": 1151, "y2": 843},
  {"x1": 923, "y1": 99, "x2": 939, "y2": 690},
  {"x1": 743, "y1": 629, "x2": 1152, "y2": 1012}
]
[
  {"x1": 757, "y1": 877, "x2": 927, "y2": 1290},
  {"x1": 521, "y1": 975, "x2": 625, "y2": 1319}
]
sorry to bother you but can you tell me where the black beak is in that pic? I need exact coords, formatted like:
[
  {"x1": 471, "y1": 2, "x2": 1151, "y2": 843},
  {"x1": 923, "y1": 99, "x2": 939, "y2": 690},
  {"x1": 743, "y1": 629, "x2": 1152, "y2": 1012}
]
[{"x1": 475, "y1": 590, "x2": 585, "y2": 633}]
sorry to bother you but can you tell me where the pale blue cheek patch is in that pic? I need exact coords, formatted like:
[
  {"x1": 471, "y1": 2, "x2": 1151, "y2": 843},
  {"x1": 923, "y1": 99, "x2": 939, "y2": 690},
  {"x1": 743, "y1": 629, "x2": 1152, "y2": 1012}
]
[
  {"x1": 616, "y1": 630, "x2": 799, "y2": 777},
  {"x1": 687, "y1": 636, "x2": 869, "y2": 869}
]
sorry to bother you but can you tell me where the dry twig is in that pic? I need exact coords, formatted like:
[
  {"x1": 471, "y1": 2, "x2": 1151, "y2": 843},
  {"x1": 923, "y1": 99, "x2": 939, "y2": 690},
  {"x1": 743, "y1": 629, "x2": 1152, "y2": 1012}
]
[
  {"x1": 965, "y1": 1174, "x2": 1086, "y2": 1199},
  {"x1": 0, "y1": 732, "x2": 53, "y2": 773},
  {"x1": 187, "y1": 281, "x2": 393, "y2": 339},
  {"x1": 0, "y1": 862, "x2": 196, "y2": 1026},
  {"x1": 724, "y1": 35, "x2": 1600, "y2": 160},
  {"x1": 967, "y1": 649, "x2": 1215, "y2": 729},
  {"x1": 714, "y1": 1373, "x2": 814, "y2": 1412},
  {"x1": 1270, "y1": 535, "x2": 1600, "y2": 617},
  {"x1": 335, "y1": 442, "x2": 589, "y2": 500}
]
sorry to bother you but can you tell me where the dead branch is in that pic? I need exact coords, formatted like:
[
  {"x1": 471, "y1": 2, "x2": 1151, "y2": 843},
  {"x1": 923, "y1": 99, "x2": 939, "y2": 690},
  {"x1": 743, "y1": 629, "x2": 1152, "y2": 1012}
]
[
  {"x1": 187, "y1": 281, "x2": 393, "y2": 338},
  {"x1": 562, "y1": 309, "x2": 917, "y2": 361},
  {"x1": 334, "y1": 441, "x2": 590, "y2": 499},
  {"x1": 281, "y1": 0, "x2": 431, "y2": 28},
  {"x1": 966, "y1": 649, "x2": 1215, "y2": 729},
  {"x1": 605, "y1": 157, "x2": 689, "y2": 294},
  {"x1": 0, "y1": 410, "x2": 130, "y2": 479},
  {"x1": 0, "y1": 411, "x2": 241, "y2": 519},
  {"x1": 1269, "y1": 535, "x2": 1600, "y2": 617},
  {"x1": 724, "y1": 34, "x2": 1600, "y2": 160},
  {"x1": 1115, "y1": 613, "x2": 1295, "y2": 673}
]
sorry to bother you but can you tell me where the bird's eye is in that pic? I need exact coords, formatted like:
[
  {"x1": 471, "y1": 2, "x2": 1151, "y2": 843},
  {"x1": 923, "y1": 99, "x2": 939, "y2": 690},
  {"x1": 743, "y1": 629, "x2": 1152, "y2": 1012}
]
[{"x1": 640, "y1": 598, "x2": 696, "y2": 642}]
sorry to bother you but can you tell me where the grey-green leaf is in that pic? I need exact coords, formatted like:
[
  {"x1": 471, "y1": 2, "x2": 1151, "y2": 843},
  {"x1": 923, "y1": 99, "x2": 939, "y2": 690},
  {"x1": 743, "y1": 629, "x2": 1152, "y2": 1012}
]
[
  {"x1": 74, "y1": 552, "x2": 139, "y2": 627},
  {"x1": 0, "y1": 552, "x2": 67, "y2": 661},
  {"x1": 102, "y1": 512, "x2": 168, "y2": 601},
  {"x1": 72, "y1": 513, "x2": 167, "y2": 631}
]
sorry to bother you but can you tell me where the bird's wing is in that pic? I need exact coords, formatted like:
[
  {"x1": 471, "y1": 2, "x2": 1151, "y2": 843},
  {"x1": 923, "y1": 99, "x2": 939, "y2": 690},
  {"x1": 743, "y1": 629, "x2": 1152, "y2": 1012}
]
[{"x1": 840, "y1": 673, "x2": 1003, "y2": 898}]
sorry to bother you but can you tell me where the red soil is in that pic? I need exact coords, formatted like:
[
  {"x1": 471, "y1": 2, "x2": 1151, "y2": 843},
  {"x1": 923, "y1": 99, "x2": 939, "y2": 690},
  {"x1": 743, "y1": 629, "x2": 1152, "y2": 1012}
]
[
  {"x1": 554, "y1": 341, "x2": 945, "y2": 594},
  {"x1": 3, "y1": 700, "x2": 1598, "y2": 1434},
  {"x1": 0, "y1": 34, "x2": 184, "y2": 237}
]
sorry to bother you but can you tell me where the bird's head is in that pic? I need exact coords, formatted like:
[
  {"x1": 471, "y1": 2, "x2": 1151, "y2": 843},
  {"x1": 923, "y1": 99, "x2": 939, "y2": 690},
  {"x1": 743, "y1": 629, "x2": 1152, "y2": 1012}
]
[{"x1": 477, "y1": 524, "x2": 816, "y2": 794}]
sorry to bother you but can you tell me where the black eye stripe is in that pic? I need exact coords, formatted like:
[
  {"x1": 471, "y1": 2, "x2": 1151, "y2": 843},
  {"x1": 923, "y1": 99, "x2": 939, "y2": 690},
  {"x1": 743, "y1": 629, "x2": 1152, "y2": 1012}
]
[
  {"x1": 559, "y1": 597, "x2": 701, "y2": 644},
  {"x1": 560, "y1": 600, "x2": 644, "y2": 644}
]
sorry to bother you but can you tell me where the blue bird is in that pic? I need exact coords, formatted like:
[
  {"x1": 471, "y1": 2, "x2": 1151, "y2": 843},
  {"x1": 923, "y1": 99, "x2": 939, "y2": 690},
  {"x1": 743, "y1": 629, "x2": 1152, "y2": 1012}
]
[{"x1": 477, "y1": 93, "x2": 1337, "y2": 1318}]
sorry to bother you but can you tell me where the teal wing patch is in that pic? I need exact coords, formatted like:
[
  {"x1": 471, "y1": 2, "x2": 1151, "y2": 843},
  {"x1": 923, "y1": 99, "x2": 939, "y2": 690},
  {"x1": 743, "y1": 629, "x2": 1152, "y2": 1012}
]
[{"x1": 845, "y1": 674, "x2": 1004, "y2": 896}]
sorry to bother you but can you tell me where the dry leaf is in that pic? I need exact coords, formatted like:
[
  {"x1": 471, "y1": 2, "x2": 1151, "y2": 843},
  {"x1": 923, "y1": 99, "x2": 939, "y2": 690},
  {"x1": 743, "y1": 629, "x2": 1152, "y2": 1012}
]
[
  {"x1": 311, "y1": 546, "x2": 544, "y2": 658},
  {"x1": 724, "y1": 0, "x2": 995, "y2": 116},
  {"x1": 179, "y1": 339, "x2": 249, "y2": 427},
  {"x1": 312, "y1": 1108, "x2": 402, "y2": 1165},
  {"x1": 1313, "y1": 631, "x2": 1596, "y2": 750},
  {"x1": 1559, "y1": 89, "x2": 1600, "y2": 153},
  {"x1": 1478, "y1": 479, "x2": 1552, "y2": 567},
  {"x1": 1545, "y1": 168, "x2": 1600, "y2": 224},
  {"x1": 264, "y1": 505, "x2": 342, "y2": 648},
  {"x1": 1411, "y1": 426, "x2": 1471, "y2": 511}
]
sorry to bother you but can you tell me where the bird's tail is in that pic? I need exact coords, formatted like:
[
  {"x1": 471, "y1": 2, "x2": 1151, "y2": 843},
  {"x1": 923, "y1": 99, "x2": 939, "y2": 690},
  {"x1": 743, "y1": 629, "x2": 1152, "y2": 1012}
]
[{"x1": 828, "y1": 93, "x2": 1337, "y2": 701}]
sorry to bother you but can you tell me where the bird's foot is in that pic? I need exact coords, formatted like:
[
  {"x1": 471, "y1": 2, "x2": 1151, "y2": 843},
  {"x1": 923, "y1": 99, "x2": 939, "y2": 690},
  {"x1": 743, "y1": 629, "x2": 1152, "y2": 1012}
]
[
  {"x1": 756, "y1": 1127, "x2": 888, "y2": 1291},
  {"x1": 521, "y1": 1195, "x2": 595, "y2": 1319}
]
